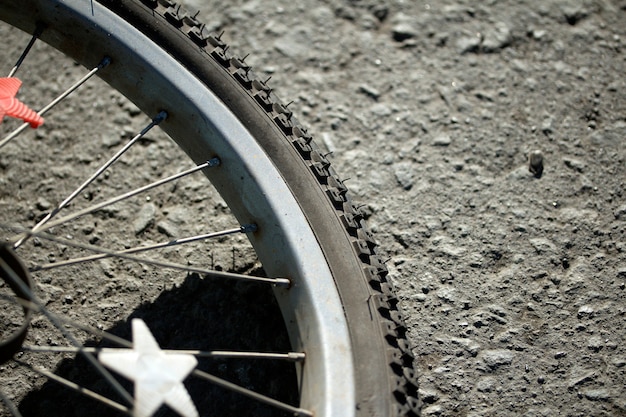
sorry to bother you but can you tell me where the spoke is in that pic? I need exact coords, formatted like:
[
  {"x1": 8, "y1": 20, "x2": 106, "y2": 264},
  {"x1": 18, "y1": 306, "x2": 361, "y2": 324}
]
[
  {"x1": 24, "y1": 229, "x2": 291, "y2": 287},
  {"x1": 22, "y1": 346, "x2": 305, "y2": 361},
  {"x1": 8, "y1": 25, "x2": 44, "y2": 77},
  {"x1": 13, "y1": 359, "x2": 131, "y2": 416},
  {"x1": 193, "y1": 369, "x2": 313, "y2": 417},
  {"x1": 31, "y1": 224, "x2": 254, "y2": 272},
  {"x1": 0, "y1": 57, "x2": 111, "y2": 150},
  {"x1": 13, "y1": 157, "x2": 220, "y2": 240},
  {"x1": 13, "y1": 111, "x2": 168, "y2": 249},
  {"x1": 0, "y1": 257, "x2": 135, "y2": 406}
]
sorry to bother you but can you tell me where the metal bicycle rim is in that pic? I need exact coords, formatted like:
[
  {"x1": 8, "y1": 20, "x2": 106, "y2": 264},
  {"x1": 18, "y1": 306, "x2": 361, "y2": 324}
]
[{"x1": 0, "y1": 0, "x2": 356, "y2": 415}]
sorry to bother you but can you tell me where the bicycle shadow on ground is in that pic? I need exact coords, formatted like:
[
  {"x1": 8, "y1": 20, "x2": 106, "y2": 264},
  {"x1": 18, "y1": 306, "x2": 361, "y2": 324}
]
[{"x1": 17, "y1": 273, "x2": 299, "y2": 417}]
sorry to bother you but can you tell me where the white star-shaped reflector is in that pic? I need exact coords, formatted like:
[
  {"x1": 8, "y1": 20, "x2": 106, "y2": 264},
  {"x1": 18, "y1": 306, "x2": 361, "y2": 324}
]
[{"x1": 98, "y1": 319, "x2": 199, "y2": 417}]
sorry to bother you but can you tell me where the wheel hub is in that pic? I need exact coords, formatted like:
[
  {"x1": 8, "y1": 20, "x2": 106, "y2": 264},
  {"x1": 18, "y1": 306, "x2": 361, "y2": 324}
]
[{"x1": 0, "y1": 244, "x2": 34, "y2": 364}]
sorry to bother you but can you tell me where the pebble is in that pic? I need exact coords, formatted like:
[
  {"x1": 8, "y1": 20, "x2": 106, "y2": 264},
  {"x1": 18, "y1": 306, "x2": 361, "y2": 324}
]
[
  {"x1": 358, "y1": 84, "x2": 381, "y2": 100},
  {"x1": 587, "y1": 335, "x2": 603, "y2": 352},
  {"x1": 567, "y1": 370, "x2": 596, "y2": 388},
  {"x1": 99, "y1": 259, "x2": 115, "y2": 278},
  {"x1": 422, "y1": 404, "x2": 443, "y2": 416},
  {"x1": 36, "y1": 198, "x2": 52, "y2": 211},
  {"x1": 436, "y1": 287, "x2": 457, "y2": 303},
  {"x1": 541, "y1": 116, "x2": 555, "y2": 134},
  {"x1": 476, "y1": 376, "x2": 497, "y2": 392},
  {"x1": 563, "y1": 157, "x2": 585, "y2": 172},
  {"x1": 612, "y1": 357, "x2": 626, "y2": 368},
  {"x1": 529, "y1": 238, "x2": 556, "y2": 254},
  {"x1": 391, "y1": 13, "x2": 419, "y2": 42},
  {"x1": 482, "y1": 22, "x2": 513, "y2": 52},
  {"x1": 432, "y1": 133, "x2": 452, "y2": 147},
  {"x1": 133, "y1": 203, "x2": 156, "y2": 235},
  {"x1": 157, "y1": 220, "x2": 179, "y2": 238},
  {"x1": 583, "y1": 388, "x2": 610, "y2": 401},
  {"x1": 101, "y1": 132, "x2": 123, "y2": 148},
  {"x1": 481, "y1": 349, "x2": 514, "y2": 369},
  {"x1": 577, "y1": 305, "x2": 594, "y2": 318},
  {"x1": 432, "y1": 239, "x2": 466, "y2": 258},
  {"x1": 418, "y1": 387, "x2": 440, "y2": 404},
  {"x1": 528, "y1": 150, "x2": 544, "y2": 178},
  {"x1": 457, "y1": 33, "x2": 481, "y2": 54},
  {"x1": 559, "y1": 0, "x2": 590, "y2": 25},
  {"x1": 394, "y1": 161, "x2": 415, "y2": 190},
  {"x1": 448, "y1": 336, "x2": 481, "y2": 356}
]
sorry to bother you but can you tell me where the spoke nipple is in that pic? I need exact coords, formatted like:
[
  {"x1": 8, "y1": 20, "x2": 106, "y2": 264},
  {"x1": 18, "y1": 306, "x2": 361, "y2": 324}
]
[
  {"x1": 241, "y1": 224, "x2": 258, "y2": 233},
  {"x1": 99, "y1": 56, "x2": 112, "y2": 68},
  {"x1": 154, "y1": 110, "x2": 168, "y2": 124},
  {"x1": 207, "y1": 157, "x2": 221, "y2": 167}
]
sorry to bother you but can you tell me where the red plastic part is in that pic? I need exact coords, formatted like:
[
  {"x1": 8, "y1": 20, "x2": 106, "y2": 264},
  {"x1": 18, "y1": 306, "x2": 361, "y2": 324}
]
[{"x1": 0, "y1": 77, "x2": 44, "y2": 128}]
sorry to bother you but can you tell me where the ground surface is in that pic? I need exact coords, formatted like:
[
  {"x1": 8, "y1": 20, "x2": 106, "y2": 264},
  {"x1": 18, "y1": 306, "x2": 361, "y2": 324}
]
[
  {"x1": 185, "y1": 0, "x2": 625, "y2": 415},
  {"x1": 1, "y1": 0, "x2": 625, "y2": 416}
]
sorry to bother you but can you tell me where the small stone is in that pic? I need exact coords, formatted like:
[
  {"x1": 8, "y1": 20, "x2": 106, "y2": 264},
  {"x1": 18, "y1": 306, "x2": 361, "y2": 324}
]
[
  {"x1": 358, "y1": 84, "x2": 381, "y2": 100},
  {"x1": 563, "y1": 157, "x2": 585, "y2": 173},
  {"x1": 391, "y1": 14, "x2": 418, "y2": 42},
  {"x1": 133, "y1": 203, "x2": 156, "y2": 235},
  {"x1": 418, "y1": 387, "x2": 440, "y2": 404},
  {"x1": 412, "y1": 293, "x2": 428, "y2": 302},
  {"x1": 561, "y1": 0, "x2": 590, "y2": 25},
  {"x1": 587, "y1": 335, "x2": 603, "y2": 352},
  {"x1": 583, "y1": 389, "x2": 610, "y2": 401},
  {"x1": 432, "y1": 133, "x2": 452, "y2": 147},
  {"x1": 156, "y1": 220, "x2": 179, "y2": 238},
  {"x1": 476, "y1": 376, "x2": 497, "y2": 392},
  {"x1": 612, "y1": 357, "x2": 626, "y2": 368},
  {"x1": 371, "y1": 5, "x2": 389, "y2": 22},
  {"x1": 394, "y1": 161, "x2": 415, "y2": 190},
  {"x1": 568, "y1": 370, "x2": 596, "y2": 388},
  {"x1": 541, "y1": 116, "x2": 555, "y2": 134},
  {"x1": 529, "y1": 238, "x2": 556, "y2": 254},
  {"x1": 99, "y1": 259, "x2": 115, "y2": 278},
  {"x1": 422, "y1": 404, "x2": 443, "y2": 416},
  {"x1": 448, "y1": 337, "x2": 481, "y2": 356},
  {"x1": 457, "y1": 34, "x2": 481, "y2": 54},
  {"x1": 482, "y1": 22, "x2": 512, "y2": 52},
  {"x1": 436, "y1": 287, "x2": 457, "y2": 303},
  {"x1": 577, "y1": 305, "x2": 594, "y2": 318},
  {"x1": 481, "y1": 349, "x2": 514, "y2": 369},
  {"x1": 529, "y1": 150, "x2": 544, "y2": 178},
  {"x1": 36, "y1": 198, "x2": 52, "y2": 211},
  {"x1": 101, "y1": 132, "x2": 123, "y2": 148}
]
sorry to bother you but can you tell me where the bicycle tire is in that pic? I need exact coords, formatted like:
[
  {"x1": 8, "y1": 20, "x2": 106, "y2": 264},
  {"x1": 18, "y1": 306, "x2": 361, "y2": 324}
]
[{"x1": 0, "y1": 0, "x2": 420, "y2": 416}]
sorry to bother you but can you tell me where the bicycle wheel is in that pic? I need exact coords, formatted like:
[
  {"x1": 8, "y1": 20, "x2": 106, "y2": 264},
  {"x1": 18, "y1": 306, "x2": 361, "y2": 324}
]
[{"x1": 0, "y1": 0, "x2": 419, "y2": 416}]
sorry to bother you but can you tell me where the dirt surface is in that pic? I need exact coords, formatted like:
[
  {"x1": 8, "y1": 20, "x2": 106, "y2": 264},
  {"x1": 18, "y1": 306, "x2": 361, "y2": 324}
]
[
  {"x1": 1, "y1": 0, "x2": 625, "y2": 416},
  {"x1": 184, "y1": 0, "x2": 625, "y2": 415}
]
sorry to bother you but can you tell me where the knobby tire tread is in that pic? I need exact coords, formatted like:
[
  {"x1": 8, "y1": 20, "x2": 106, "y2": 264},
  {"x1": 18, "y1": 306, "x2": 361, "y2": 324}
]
[{"x1": 96, "y1": 0, "x2": 420, "y2": 415}]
